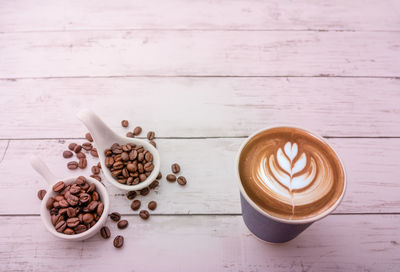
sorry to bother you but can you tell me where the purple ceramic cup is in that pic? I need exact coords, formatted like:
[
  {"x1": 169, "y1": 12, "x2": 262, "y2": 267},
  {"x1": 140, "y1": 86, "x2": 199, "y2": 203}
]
[{"x1": 236, "y1": 127, "x2": 346, "y2": 243}]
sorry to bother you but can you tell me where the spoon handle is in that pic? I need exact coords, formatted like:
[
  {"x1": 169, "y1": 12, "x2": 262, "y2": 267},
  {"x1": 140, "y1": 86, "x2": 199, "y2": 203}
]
[
  {"x1": 76, "y1": 109, "x2": 118, "y2": 149},
  {"x1": 30, "y1": 155, "x2": 59, "y2": 185}
]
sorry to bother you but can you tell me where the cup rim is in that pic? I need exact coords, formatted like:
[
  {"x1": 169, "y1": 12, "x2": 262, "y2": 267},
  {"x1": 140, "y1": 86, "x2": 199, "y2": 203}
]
[
  {"x1": 40, "y1": 176, "x2": 110, "y2": 240},
  {"x1": 235, "y1": 126, "x2": 347, "y2": 225}
]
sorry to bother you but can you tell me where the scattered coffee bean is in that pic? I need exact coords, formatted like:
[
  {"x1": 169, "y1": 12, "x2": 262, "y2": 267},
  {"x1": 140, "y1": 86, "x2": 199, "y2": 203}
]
[
  {"x1": 76, "y1": 152, "x2": 86, "y2": 159},
  {"x1": 166, "y1": 174, "x2": 177, "y2": 182},
  {"x1": 149, "y1": 140, "x2": 156, "y2": 148},
  {"x1": 68, "y1": 143, "x2": 77, "y2": 151},
  {"x1": 117, "y1": 220, "x2": 129, "y2": 229},
  {"x1": 82, "y1": 142, "x2": 93, "y2": 151},
  {"x1": 121, "y1": 120, "x2": 129, "y2": 127},
  {"x1": 133, "y1": 126, "x2": 142, "y2": 135},
  {"x1": 92, "y1": 165, "x2": 100, "y2": 175},
  {"x1": 126, "y1": 132, "x2": 134, "y2": 138},
  {"x1": 78, "y1": 158, "x2": 87, "y2": 169},
  {"x1": 90, "y1": 148, "x2": 98, "y2": 157},
  {"x1": 149, "y1": 180, "x2": 159, "y2": 189},
  {"x1": 37, "y1": 189, "x2": 46, "y2": 200},
  {"x1": 114, "y1": 235, "x2": 124, "y2": 248},
  {"x1": 53, "y1": 181, "x2": 65, "y2": 193},
  {"x1": 177, "y1": 176, "x2": 187, "y2": 186},
  {"x1": 85, "y1": 132, "x2": 93, "y2": 142},
  {"x1": 67, "y1": 161, "x2": 79, "y2": 170},
  {"x1": 127, "y1": 191, "x2": 137, "y2": 200},
  {"x1": 131, "y1": 200, "x2": 141, "y2": 211},
  {"x1": 148, "y1": 201, "x2": 157, "y2": 211},
  {"x1": 100, "y1": 226, "x2": 111, "y2": 239},
  {"x1": 140, "y1": 187, "x2": 150, "y2": 196},
  {"x1": 171, "y1": 163, "x2": 180, "y2": 174},
  {"x1": 110, "y1": 212, "x2": 121, "y2": 222},
  {"x1": 157, "y1": 172, "x2": 162, "y2": 180},
  {"x1": 73, "y1": 145, "x2": 82, "y2": 153},
  {"x1": 147, "y1": 131, "x2": 155, "y2": 140},
  {"x1": 139, "y1": 210, "x2": 150, "y2": 220},
  {"x1": 63, "y1": 150, "x2": 73, "y2": 158}
]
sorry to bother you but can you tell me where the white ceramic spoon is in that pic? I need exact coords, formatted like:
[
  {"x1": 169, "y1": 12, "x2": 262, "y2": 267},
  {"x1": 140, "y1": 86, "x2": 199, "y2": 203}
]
[
  {"x1": 76, "y1": 109, "x2": 160, "y2": 191},
  {"x1": 30, "y1": 155, "x2": 110, "y2": 241}
]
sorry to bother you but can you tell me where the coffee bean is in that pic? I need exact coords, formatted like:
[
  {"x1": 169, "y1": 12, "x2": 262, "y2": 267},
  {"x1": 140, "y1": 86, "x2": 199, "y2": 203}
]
[
  {"x1": 46, "y1": 197, "x2": 55, "y2": 210},
  {"x1": 127, "y1": 191, "x2": 137, "y2": 200},
  {"x1": 138, "y1": 152, "x2": 144, "y2": 162},
  {"x1": 82, "y1": 213, "x2": 94, "y2": 224},
  {"x1": 145, "y1": 152, "x2": 153, "y2": 162},
  {"x1": 140, "y1": 187, "x2": 150, "y2": 196},
  {"x1": 177, "y1": 176, "x2": 187, "y2": 186},
  {"x1": 63, "y1": 150, "x2": 73, "y2": 158},
  {"x1": 166, "y1": 174, "x2": 176, "y2": 182},
  {"x1": 73, "y1": 145, "x2": 82, "y2": 153},
  {"x1": 171, "y1": 163, "x2": 180, "y2": 174},
  {"x1": 78, "y1": 158, "x2": 87, "y2": 169},
  {"x1": 76, "y1": 176, "x2": 86, "y2": 185},
  {"x1": 110, "y1": 212, "x2": 121, "y2": 222},
  {"x1": 37, "y1": 189, "x2": 46, "y2": 200},
  {"x1": 91, "y1": 165, "x2": 100, "y2": 175},
  {"x1": 87, "y1": 183, "x2": 96, "y2": 193},
  {"x1": 149, "y1": 140, "x2": 156, "y2": 148},
  {"x1": 144, "y1": 162, "x2": 154, "y2": 172},
  {"x1": 133, "y1": 126, "x2": 142, "y2": 135},
  {"x1": 55, "y1": 221, "x2": 67, "y2": 233},
  {"x1": 53, "y1": 181, "x2": 65, "y2": 193},
  {"x1": 114, "y1": 235, "x2": 124, "y2": 248},
  {"x1": 105, "y1": 157, "x2": 114, "y2": 168},
  {"x1": 82, "y1": 142, "x2": 93, "y2": 151},
  {"x1": 113, "y1": 161, "x2": 124, "y2": 170},
  {"x1": 157, "y1": 172, "x2": 162, "y2": 180},
  {"x1": 126, "y1": 132, "x2": 134, "y2": 138},
  {"x1": 129, "y1": 150, "x2": 138, "y2": 160},
  {"x1": 147, "y1": 131, "x2": 155, "y2": 140},
  {"x1": 139, "y1": 210, "x2": 150, "y2": 220},
  {"x1": 88, "y1": 201, "x2": 99, "y2": 211},
  {"x1": 67, "y1": 194, "x2": 79, "y2": 206},
  {"x1": 74, "y1": 224, "x2": 87, "y2": 234},
  {"x1": 67, "y1": 207, "x2": 77, "y2": 218},
  {"x1": 51, "y1": 214, "x2": 60, "y2": 225},
  {"x1": 148, "y1": 201, "x2": 157, "y2": 211},
  {"x1": 67, "y1": 217, "x2": 80, "y2": 228},
  {"x1": 64, "y1": 228, "x2": 75, "y2": 235},
  {"x1": 92, "y1": 191, "x2": 99, "y2": 201},
  {"x1": 121, "y1": 152, "x2": 129, "y2": 161},
  {"x1": 91, "y1": 175, "x2": 101, "y2": 182},
  {"x1": 59, "y1": 199, "x2": 69, "y2": 208},
  {"x1": 100, "y1": 226, "x2": 111, "y2": 239},
  {"x1": 90, "y1": 148, "x2": 98, "y2": 157},
  {"x1": 96, "y1": 202, "x2": 104, "y2": 216},
  {"x1": 67, "y1": 161, "x2": 78, "y2": 170},
  {"x1": 79, "y1": 193, "x2": 90, "y2": 204},
  {"x1": 131, "y1": 199, "x2": 141, "y2": 211},
  {"x1": 117, "y1": 220, "x2": 129, "y2": 229},
  {"x1": 68, "y1": 143, "x2": 77, "y2": 151},
  {"x1": 149, "y1": 180, "x2": 159, "y2": 189},
  {"x1": 76, "y1": 152, "x2": 86, "y2": 159},
  {"x1": 121, "y1": 120, "x2": 129, "y2": 127},
  {"x1": 85, "y1": 132, "x2": 93, "y2": 142}
]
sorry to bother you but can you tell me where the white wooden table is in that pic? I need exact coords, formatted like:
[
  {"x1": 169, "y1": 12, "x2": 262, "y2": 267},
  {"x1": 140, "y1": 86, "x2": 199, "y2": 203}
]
[{"x1": 1, "y1": 1, "x2": 400, "y2": 271}]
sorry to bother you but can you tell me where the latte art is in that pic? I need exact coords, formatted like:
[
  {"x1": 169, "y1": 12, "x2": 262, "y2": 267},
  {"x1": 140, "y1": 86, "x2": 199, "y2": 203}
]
[{"x1": 239, "y1": 127, "x2": 345, "y2": 220}]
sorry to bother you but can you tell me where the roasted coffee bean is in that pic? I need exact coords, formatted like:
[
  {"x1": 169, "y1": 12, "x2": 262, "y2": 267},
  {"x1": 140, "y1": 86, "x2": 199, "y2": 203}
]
[
  {"x1": 121, "y1": 120, "x2": 129, "y2": 127},
  {"x1": 137, "y1": 152, "x2": 144, "y2": 162},
  {"x1": 148, "y1": 201, "x2": 157, "y2": 211},
  {"x1": 85, "y1": 132, "x2": 93, "y2": 142},
  {"x1": 117, "y1": 220, "x2": 129, "y2": 229},
  {"x1": 121, "y1": 152, "x2": 129, "y2": 161},
  {"x1": 97, "y1": 162, "x2": 101, "y2": 168},
  {"x1": 131, "y1": 199, "x2": 141, "y2": 211},
  {"x1": 146, "y1": 131, "x2": 155, "y2": 140},
  {"x1": 149, "y1": 180, "x2": 159, "y2": 189},
  {"x1": 139, "y1": 210, "x2": 150, "y2": 220},
  {"x1": 51, "y1": 214, "x2": 60, "y2": 225},
  {"x1": 92, "y1": 191, "x2": 99, "y2": 201},
  {"x1": 90, "y1": 148, "x2": 98, "y2": 157},
  {"x1": 81, "y1": 182, "x2": 90, "y2": 191},
  {"x1": 59, "y1": 199, "x2": 69, "y2": 208},
  {"x1": 145, "y1": 152, "x2": 153, "y2": 162},
  {"x1": 73, "y1": 145, "x2": 82, "y2": 153},
  {"x1": 64, "y1": 228, "x2": 75, "y2": 235},
  {"x1": 67, "y1": 207, "x2": 77, "y2": 217},
  {"x1": 132, "y1": 178, "x2": 140, "y2": 185},
  {"x1": 79, "y1": 193, "x2": 90, "y2": 204},
  {"x1": 59, "y1": 208, "x2": 68, "y2": 216},
  {"x1": 139, "y1": 174, "x2": 147, "y2": 182},
  {"x1": 69, "y1": 184, "x2": 80, "y2": 194},
  {"x1": 140, "y1": 187, "x2": 149, "y2": 196},
  {"x1": 88, "y1": 201, "x2": 99, "y2": 211},
  {"x1": 126, "y1": 191, "x2": 137, "y2": 200},
  {"x1": 96, "y1": 202, "x2": 104, "y2": 216},
  {"x1": 126, "y1": 132, "x2": 134, "y2": 138},
  {"x1": 104, "y1": 148, "x2": 113, "y2": 156},
  {"x1": 126, "y1": 163, "x2": 136, "y2": 172},
  {"x1": 114, "y1": 235, "x2": 124, "y2": 248},
  {"x1": 112, "y1": 147, "x2": 123, "y2": 154},
  {"x1": 74, "y1": 224, "x2": 87, "y2": 234},
  {"x1": 105, "y1": 157, "x2": 114, "y2": 168},
  {"x1": 138, "y1": 163, "x2": 144, "y2": 173},
  {"x1": 122, "y1": 144, "x2": 132, "y2": 152},
  {"x1": 37, "y1": 189, "x2": 46, "y2": 200},
  {"x1": 149, "y1": 140, "x2": 156, "y2": 148},
  {"x1": 144, "y1": 162, "x2": 154, "y2": 172},
  {"x1": 113, "y1": 161, "x2": 124, "y2": 170},
  {"x1": 87, "y1": 183, "x2": 96, "y2": 193},
  {"x1": 67, "y1": 161, "x2": 78, "y2": 170},
  {"x1": 74, "y1": 152, "x2": 85, "y2": 160},
  {"x1": 63, "y1": 150, "x2": 73, "y2": 158},
  {"x1": 126, "y1": 177, "x2": 134, "y2": 185},
  {"x1": 67, "y1": 217, "x2": 80, "y2": 228},
  {"x1": 53, "y1": 181, "x2": 65, "y2": 193},
  {"x1": 166, "y1": 174, "x2": 177, "y2": 182},
  {"x1": 133, "y1": 126, "x2": 142, "y2": 135},
  {"x1": 68, "y1": 143, "x2": 77, "y2": 151},
  {"x1": 91, "y1": 175, "x2": 101, "y2": 182},
  {"x1": 100, "y1": 226, "x2": 111, "y2": 239},
  {"x1": 112, "y1": 170, "x2": 122, "y2": 177},
  {"x1": 82, "y1": 213, "x2": 94, "y2": 224},
  {"x1": 177, "y1": 176, "x2": 187, "y2": 186},
  {"x1": 54, "y1": 195, "x2": 64, "y2": 202},
  {"x1": 171, "y1": 163, "x2": 180, "y2": 174},
  {"x1": 76, "y1": 176, "x2": 86, "y2": 185},
  {"x1": 82, "y1": 142, "x2": 93, "y2": 151},
  {"x1": 129, "y1": 150, "x2": 138, "y2": 160},
  {"x1": 78, "y1": 158, "x2": 87, "y2": 169},
  {"x1": 67, "y1": 194, "x2": 79, "y2": 206},
  {"x1": 157, "y1": 172, "x2": 162, "y2": 180},
  {"x1": 55, "y1": 221, "x2": 67, "y2": 233},
  {"x1": 110, "y1": 212, "x2": 121, "y2": 222}
]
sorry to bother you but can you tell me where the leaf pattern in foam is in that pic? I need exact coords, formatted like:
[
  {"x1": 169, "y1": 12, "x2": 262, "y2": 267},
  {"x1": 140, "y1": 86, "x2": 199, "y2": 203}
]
[
  {"x1": 277, "y1": 148, "x2": 291, "y2": 174},
  {"x1": 284, "y1": 142, "x2": 298, "y2": 161}
]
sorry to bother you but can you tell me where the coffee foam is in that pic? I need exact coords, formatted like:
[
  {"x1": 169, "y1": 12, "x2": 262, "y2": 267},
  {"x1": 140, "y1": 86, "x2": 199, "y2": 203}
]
[{"x1": 239, "y1": 127, "x2": 345, "y2": 221}]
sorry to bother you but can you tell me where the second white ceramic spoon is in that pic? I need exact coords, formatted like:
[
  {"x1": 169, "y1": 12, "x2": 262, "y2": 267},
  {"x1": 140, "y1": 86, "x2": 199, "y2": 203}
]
[{"x1": 76, "y1": 109, "x2": 160, "y2": 191}]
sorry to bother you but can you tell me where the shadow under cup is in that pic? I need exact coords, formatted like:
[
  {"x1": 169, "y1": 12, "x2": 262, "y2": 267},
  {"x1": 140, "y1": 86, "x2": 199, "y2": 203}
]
[{"x1": 236, "y1": 127, "x2": 346, "y2": 243}]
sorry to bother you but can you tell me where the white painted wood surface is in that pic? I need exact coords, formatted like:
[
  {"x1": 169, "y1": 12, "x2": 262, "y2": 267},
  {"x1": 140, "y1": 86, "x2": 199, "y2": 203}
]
[{"x1": 0, "y1": 0, "x2": 399, "y2": 271}]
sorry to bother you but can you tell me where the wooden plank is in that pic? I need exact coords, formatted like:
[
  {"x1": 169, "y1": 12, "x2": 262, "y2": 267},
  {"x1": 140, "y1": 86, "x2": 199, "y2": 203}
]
[
  {"x1": 0, "y1": 31, "x2": 399, "y2": 78},
  {"x1": 0, "y1": 215, "x2": 398, "y2": 271},
  {"x1": 1, "y1": 138, "x2": 399, "y2": 215},
  {"x1": 1, "y1": 0, "x2": 400, "y2": 32},
  {"x1": 1, "y1": 77, "x2": 400, "y2": 138}
]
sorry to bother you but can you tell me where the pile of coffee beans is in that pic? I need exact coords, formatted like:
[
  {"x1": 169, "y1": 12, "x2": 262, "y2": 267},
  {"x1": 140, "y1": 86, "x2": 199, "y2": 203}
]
[
  {"x1": 46, "y1": 176, "x2": 104, "y2": 235},
  {"x1": 104, "y1": 143, "x2": 154, "y2": 185}
]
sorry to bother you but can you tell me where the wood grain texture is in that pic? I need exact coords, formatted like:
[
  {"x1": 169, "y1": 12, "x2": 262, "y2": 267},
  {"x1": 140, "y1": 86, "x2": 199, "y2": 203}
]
[
  {"x1": 1, "y1": 77, "x2": 399, "y2": 138},
  {"x1": 1, "y1": 0, "x2": 400, "y2": 32},
  {"x1": 1, "y1": 138, "x2": 399, "y2": 215},
  {"x1": 1, "y1": 31, "x2": 400, "y2": 78},
  {"x1": 0, "y1": 215, "x2": 399, "y2": 271}
]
